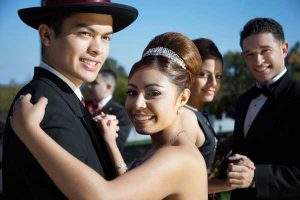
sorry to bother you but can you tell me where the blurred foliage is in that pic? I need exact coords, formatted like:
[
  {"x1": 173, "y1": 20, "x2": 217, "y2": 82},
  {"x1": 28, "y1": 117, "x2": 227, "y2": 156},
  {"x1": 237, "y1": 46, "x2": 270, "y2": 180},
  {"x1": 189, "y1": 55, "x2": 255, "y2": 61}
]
[
  {"x1": 286, "y1": 41, "x2": 300, "y2": 79},
  {"x1": 1, "y1": 42, "x2": 300, "y2": 120},
  {"x1": 0, "y1": 84, "x2": 22, "y2": 121}
]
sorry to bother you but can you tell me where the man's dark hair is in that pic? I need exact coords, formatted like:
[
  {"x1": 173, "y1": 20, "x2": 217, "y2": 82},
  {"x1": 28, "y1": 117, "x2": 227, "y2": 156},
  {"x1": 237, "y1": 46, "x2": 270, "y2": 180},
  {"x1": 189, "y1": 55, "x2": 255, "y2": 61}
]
[
  {"x1": 44, "y1": 11, "x2": 75, "y2": 36},
  {"x1": 240, "y1": 17, "x2": 285, "y2": 48},
  {"x1": 41, "y1": 11, "x2": 74, "y2": 57},
  {"x1": 100, "y1": 69, "x2": 118, "y2": 82}
]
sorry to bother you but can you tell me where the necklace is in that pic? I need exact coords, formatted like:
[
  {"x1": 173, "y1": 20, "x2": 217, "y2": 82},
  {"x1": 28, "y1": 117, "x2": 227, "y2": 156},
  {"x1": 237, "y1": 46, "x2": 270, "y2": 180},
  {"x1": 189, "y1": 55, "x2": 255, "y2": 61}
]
[
  {"x1": 184, "y1": 104, "x2": 198, "y2": 112},
  {"x1": 168, "y1": 130, "x2": 185, "y2": 144}
]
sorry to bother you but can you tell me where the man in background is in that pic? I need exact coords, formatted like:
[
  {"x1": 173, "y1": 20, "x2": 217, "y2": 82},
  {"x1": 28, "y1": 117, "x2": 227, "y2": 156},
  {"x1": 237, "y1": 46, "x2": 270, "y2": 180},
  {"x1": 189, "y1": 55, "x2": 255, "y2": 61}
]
[
  {"x1": 88, "y1": 69, "x2": 132, "y2": 153},
  {"x1": 228, "y1": 17, "x2": 300, "y2": 200}
]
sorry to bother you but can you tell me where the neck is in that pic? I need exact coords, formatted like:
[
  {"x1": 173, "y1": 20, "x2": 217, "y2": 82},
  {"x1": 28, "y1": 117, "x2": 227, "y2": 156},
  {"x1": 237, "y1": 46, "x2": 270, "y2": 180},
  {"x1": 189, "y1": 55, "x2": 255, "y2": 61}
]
[
  {"x1": 151, "y1": 129, "x2": 185, "y2": 148},
  {"x1": 151, "y1": 115, "x2": 185, "y2": 146},
  {"x1": 186, "y1": 100, "x2": 204, "y2": 112}
]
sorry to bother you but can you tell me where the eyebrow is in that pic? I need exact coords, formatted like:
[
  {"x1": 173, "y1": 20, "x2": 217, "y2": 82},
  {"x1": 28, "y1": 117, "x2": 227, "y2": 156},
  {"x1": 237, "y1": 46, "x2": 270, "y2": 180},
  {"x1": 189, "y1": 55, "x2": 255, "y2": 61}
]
[
  {"x1": 243, "y1": 45, "x2": 272, "y2": 54},
  {"x1": 128, "y1": 83, "x2": 164, "y2": 89},
  {"x1": 72, "y1": 23, "x2": 113, "y2": 35},
  {"x1": 200, "y1": 69, "x2": 213, "y2": 74}
]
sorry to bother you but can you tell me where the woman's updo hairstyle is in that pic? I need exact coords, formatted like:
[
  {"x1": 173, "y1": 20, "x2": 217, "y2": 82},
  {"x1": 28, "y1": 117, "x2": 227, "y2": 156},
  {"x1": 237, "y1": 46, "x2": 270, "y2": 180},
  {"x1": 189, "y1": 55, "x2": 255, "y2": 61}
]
[{"x1": 129, "y1": 32, "x2": 202, "y2": 92}]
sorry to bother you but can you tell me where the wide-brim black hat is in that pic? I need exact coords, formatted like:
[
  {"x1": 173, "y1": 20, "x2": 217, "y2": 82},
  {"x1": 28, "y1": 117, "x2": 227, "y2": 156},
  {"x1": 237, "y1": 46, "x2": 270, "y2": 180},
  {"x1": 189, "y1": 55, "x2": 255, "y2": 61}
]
[{"x1": 18, "y1": 0, "x2": 138, "y2": 33}]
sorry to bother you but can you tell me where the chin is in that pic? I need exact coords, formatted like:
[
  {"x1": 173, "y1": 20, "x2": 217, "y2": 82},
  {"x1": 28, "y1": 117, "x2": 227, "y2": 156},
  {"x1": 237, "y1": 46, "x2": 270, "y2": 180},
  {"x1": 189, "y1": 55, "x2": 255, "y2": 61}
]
[
  {"x1": 84, "y1": 74, "x2": 98, "y2": 82},
  {"x1": 135, "y1": 128, "x2": 152, "y2": 136}
]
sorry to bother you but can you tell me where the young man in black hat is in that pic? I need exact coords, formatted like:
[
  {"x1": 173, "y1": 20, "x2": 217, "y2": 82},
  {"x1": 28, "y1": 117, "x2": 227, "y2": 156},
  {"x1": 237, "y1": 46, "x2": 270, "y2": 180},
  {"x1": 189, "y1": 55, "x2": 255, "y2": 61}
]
[{"x1": 2, "y1": 0, "x2": 138, "y2": 199}]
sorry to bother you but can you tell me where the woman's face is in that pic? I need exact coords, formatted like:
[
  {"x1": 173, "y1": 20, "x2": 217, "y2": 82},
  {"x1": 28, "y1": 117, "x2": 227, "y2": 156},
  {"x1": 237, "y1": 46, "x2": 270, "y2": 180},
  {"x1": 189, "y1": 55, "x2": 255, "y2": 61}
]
[
  {"x1": 125, "y1": 67, "x2": 183, "y2": 135},
  {"x1": 190, "y1": 58, "x2": 223, "y2": 103}
]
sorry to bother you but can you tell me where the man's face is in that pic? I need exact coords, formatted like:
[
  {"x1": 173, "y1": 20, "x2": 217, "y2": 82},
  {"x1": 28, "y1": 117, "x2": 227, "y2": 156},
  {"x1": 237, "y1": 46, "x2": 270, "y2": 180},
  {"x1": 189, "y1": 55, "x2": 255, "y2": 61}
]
[
  {"x1": 44, "y1": 13, "x2": 113, "y2": 87},
  {"x1": 241, "y1": 33, "x2": 288, "y2": 85},
  {"x1": 89, "y1": 74, "x2": 108, "y2": 101}
]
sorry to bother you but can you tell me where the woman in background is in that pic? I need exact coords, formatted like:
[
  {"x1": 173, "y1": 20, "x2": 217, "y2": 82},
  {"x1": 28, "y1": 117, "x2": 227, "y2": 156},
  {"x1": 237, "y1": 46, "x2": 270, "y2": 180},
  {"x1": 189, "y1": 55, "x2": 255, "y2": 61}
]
[{"x1": 181, "y1": 38, "x2": 254, "y2": 200}]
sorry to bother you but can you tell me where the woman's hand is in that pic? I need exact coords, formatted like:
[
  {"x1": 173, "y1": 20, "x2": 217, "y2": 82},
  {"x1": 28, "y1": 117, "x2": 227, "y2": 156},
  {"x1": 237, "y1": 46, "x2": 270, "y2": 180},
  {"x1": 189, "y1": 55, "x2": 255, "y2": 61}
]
[
  {"x1": 93, "y1": 113, "x2": 119, "y2": 144},
  {"x1": 226, "y1": 153, "x2": 255, "y2": 188},
  {"x1": 228, "y1": 154, "x2": 255, "y2": 170},
  {"x1": 11, "y1": 93, "x2": 48, "y2": 141}
]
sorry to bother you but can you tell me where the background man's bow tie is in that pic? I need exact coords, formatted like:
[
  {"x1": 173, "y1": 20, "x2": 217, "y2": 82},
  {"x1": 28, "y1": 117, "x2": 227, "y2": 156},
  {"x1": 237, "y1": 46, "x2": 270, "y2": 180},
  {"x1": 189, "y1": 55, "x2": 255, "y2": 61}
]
[{"x1": 252, "y1": 86, "x2": 272, "y2": 98}]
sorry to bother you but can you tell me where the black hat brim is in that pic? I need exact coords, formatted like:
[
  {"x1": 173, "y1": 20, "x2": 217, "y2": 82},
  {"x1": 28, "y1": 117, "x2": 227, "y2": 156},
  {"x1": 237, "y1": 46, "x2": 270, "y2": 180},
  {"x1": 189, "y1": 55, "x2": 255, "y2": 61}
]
[{"x1": 18, "y1": 2, "x2": 138, "y2": 33}]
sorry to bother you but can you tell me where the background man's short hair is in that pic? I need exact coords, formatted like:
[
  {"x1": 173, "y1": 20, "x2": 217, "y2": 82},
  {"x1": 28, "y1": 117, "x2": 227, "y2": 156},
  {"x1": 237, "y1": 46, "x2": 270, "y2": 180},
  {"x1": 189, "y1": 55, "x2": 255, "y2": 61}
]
[
  {"x1": 240, "y1": 17, "x2": 285, "y2": 48},
  {"x1": 99, "y1": 69, "x2": 118, "y2": 83}
]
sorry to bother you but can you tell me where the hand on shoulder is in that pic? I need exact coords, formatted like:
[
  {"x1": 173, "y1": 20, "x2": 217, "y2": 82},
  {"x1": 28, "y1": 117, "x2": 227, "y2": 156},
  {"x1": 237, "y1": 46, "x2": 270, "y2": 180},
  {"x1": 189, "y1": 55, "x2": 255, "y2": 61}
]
[{"x1": 11, "y1": 93, "x2": 48, "y2": 141}]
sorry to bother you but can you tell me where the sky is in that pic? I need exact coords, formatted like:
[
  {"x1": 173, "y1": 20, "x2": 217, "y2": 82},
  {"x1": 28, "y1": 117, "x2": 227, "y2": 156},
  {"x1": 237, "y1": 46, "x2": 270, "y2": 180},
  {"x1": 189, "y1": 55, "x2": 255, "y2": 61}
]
[{"x1": 0, "y1": 0, "x2": 299, "y2": 85}]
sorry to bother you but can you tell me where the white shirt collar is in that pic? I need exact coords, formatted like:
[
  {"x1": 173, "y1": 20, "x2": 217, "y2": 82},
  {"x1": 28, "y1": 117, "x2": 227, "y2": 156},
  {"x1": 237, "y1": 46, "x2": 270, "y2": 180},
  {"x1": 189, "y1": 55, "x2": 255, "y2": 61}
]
[
  {"x1": 99, "y1": 95, "x2": 112, "y2": 107},
  {"x1": 39, "y1": 61, "x2": 83, "y2": 100},
  {"x1": 256, "y1": 67, "x2": 287, "y2": 88}
]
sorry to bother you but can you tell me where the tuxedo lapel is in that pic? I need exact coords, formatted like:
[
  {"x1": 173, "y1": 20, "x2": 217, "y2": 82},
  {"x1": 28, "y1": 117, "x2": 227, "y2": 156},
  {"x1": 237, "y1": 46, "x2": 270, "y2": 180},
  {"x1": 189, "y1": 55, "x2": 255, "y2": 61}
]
[
  {"x1": 102, "y1": 99, "x2": 114, "y2": 113},
  {"x1": 33, "y1": 67, "x2": 84, "y2": 118},
  {"x1": 33, "y1": 67, "x2": 116, "y2": 179},
  {"x1": 82, "y1": 108, "x2": 117, "y2": 179},
  {"x1": 235, "y1": 90, "x2": 254, "y2": 138},
  {"x1": 246, "y1": 74, "x2": 293, "y2": 141}
]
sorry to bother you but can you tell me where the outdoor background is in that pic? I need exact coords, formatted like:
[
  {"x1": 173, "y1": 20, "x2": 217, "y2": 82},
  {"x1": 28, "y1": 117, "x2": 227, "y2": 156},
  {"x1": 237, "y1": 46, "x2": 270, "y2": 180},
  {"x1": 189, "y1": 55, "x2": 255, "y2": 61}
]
[
  {"x1": 0, "y1": 1, "x2": 300, "y2": 199},
  {"x1": 1, "y1": 0, "x2": 300, "y2": 122},
  {"x1": 1, "y1": 0, "x2": 300, "y2": 84}
]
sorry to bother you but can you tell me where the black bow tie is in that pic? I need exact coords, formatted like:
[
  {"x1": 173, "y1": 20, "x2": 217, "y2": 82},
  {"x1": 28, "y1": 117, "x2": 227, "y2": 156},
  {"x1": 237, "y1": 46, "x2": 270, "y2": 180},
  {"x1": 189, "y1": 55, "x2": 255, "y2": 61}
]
[
  {"x1": 251, "y1": 80, "x2": 281, "y2": 99},
  {"x1": 252, "y1": 86, "x2": 272, "y2": 98}
]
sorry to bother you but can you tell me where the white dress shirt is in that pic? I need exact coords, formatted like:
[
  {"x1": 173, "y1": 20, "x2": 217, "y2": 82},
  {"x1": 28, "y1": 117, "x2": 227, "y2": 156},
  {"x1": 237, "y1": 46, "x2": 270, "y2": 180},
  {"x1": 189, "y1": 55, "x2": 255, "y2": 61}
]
[{"x1": 243, "y1": 68, "x2": 287, "y2": 136}]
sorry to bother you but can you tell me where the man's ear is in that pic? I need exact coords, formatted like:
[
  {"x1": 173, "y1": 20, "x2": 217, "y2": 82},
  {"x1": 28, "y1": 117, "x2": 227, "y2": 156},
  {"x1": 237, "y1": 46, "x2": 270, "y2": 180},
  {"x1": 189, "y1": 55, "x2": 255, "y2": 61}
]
[
  {"x1": 106, "y1": 84, "x2": 112, "y2": 90},
  {"x1": 38, "y1": 24, "x2": 53, "y2": 47},
  {"x1": 281, "y1": 41, "x2": 289, "y2": 58}
]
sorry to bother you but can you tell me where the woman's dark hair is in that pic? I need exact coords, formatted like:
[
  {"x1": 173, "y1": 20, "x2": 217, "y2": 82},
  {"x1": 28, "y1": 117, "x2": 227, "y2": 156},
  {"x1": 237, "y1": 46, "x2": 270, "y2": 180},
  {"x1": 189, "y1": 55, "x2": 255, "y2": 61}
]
[{"x1": 193, "y1": 38, "x2": 223, "y2": 65}]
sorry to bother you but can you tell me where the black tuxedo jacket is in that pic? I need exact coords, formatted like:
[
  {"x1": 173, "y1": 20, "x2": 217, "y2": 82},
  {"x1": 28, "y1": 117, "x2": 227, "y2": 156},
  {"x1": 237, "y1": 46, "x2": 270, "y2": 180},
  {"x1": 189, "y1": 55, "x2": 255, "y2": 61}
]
[
  {"x1": 230, "y1": 73, "x2": 300, "y2": 200},
  {"x1": 2, "y1": 67, "x2": 116, "y2": 199},
  {"x1": 91, "y1": 99, "x2": 132, "y2": 153}
]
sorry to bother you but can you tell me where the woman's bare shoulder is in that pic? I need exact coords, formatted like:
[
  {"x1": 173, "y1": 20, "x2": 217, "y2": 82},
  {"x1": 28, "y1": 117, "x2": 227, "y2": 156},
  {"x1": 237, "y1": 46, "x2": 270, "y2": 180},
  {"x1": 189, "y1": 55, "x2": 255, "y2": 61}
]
[
  {"x1": 154, "y1": 145, "x2": 207, "y2": 198},
  {"x1": 152, "y1": 144, "x2": 206, "y2": 175}
]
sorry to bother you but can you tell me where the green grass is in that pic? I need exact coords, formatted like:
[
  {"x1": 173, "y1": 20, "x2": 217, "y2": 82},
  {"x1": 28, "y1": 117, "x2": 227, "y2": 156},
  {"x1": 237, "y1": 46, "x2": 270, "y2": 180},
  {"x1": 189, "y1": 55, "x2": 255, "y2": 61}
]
[
  {"x1": 221, "y1": 191, "x2": 231, "y2": 200},
  {"x1": 125, "y1": 139, "x2": 151, "y2": 146}
]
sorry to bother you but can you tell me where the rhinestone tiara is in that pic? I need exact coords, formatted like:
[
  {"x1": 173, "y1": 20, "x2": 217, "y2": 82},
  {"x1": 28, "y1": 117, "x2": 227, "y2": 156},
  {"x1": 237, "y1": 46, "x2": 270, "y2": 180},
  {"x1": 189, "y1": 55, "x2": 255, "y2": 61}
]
[{"x1": 142, "y1": 47, "x2": 186, "y2": 69}]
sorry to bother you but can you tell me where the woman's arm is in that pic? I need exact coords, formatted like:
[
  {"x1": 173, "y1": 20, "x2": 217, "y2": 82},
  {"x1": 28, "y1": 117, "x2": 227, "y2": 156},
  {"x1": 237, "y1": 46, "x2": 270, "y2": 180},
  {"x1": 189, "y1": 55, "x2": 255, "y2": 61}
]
[
  {"x1": 207, "y1": 154, "x2": 256, "y2": 194},
  {"x1": 11, "y1": 94, "x2": 109, "y2": 199},
  {"x1": 11, "y1": 94, "x2": 206, "y2": 200},
  {"x1": 208, "y1": 179, "x2": 233, "y2": 194},
  {"x1": 94, "y1": 114, "x2": 128, "y2": 175}
]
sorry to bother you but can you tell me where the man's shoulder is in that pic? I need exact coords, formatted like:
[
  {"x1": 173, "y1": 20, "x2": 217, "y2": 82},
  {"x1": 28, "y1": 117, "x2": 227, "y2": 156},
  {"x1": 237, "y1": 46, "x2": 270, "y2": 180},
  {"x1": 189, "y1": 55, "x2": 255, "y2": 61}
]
[
  {"x1": 106, "y1": 99, "x2": 124, "y2": 109},
  {"x1": 19, "y1": 78, "x2": 61, "y2": 102},
  {"x1": 289, "y1": 79, "x2": 300, "y2": 100}
]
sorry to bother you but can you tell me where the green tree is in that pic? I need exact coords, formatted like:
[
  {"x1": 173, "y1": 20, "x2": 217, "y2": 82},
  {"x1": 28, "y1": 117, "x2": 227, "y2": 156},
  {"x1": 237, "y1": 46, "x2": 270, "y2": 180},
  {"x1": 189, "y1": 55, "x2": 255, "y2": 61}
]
[
  {"x1": 286, "y1": 41, "x2": 300, "y2": 80},
  {"x1": 0, "y1": 83, "x2": 22, "y2": 121}
]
